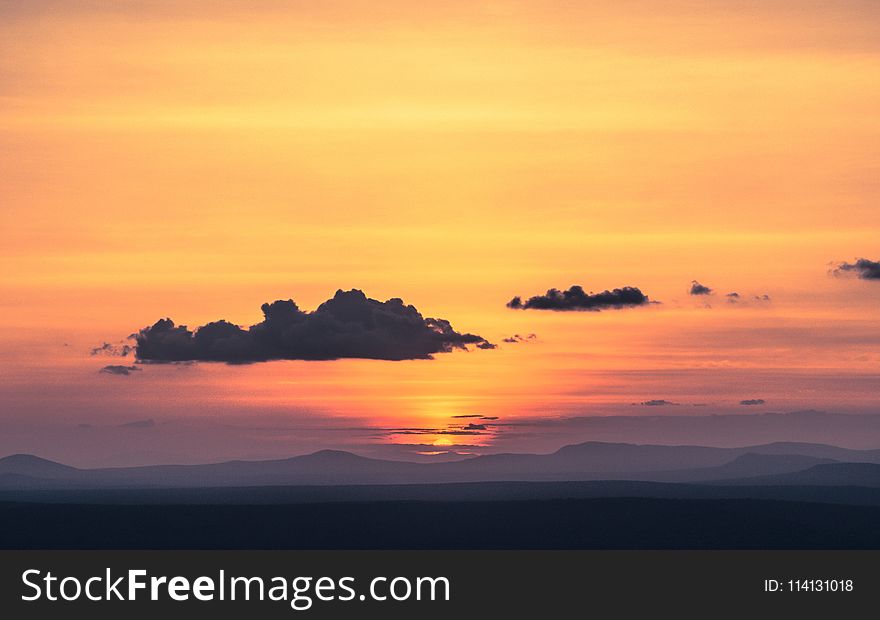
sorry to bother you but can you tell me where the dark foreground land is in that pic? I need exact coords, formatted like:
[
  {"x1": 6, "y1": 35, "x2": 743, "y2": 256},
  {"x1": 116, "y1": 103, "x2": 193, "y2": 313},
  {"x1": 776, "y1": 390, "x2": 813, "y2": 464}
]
[
  {"x1": 3, "y1": 495, "x2": 880, "y2": 549},
  {"x1": 4, "y1": 441, "x2": 880, "y2": 549}
]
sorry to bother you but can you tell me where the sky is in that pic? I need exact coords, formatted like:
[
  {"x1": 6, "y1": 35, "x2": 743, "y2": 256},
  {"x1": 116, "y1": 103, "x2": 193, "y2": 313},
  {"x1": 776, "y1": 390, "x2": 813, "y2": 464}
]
[{"x1": 1, "y1": 0, "x2": 879, "y2": 466}]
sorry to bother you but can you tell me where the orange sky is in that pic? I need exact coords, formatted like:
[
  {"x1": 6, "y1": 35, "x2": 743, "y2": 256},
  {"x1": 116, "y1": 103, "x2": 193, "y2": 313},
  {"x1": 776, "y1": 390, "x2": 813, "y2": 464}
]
[{"x1": 1, "y1": 1, "x2": 878, "y2": 465}]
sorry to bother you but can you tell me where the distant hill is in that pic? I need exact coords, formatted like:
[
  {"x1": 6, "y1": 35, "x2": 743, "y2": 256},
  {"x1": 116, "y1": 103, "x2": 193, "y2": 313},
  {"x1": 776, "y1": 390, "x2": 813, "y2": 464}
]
[
  {"x1": 642, "y1": 453, "x2": 837, "y2": 483},
  {"x1": 0, "y1": 454, "x2": 79, "y2": 479},
  {"x1": 2, "y1": 441, "x2": 880, "y2": 489},
  {"x1": 737, "y1": 442, "x2": 880, "y2": 461},
  {"x1": 721, "y1": 463, "x2": 880, "y2": 488}
]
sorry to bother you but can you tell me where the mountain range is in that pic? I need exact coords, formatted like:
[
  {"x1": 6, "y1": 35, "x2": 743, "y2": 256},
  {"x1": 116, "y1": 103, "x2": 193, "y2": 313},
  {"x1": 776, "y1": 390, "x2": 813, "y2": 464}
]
[{"x1": 3, "y1": 440, "x2": 880, "y2": 489}]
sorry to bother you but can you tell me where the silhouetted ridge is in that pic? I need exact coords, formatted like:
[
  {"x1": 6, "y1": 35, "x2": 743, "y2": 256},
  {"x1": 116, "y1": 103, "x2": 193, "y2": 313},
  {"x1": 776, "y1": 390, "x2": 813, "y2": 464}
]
[
  {"x1": 724, "y1": 462, "x2": 880, "y2": 487},
  {"x1": 0, "y1": 454, "x2": 77, "y2": 477},
  {"x1": 3, "y1": 442, "x2": 880, "y2": 489}
]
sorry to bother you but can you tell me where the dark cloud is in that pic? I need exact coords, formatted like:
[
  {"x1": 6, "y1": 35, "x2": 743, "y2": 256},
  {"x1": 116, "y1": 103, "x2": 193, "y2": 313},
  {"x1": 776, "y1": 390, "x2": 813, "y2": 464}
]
[
  {"x1": 463, "y1": 423, "x2": 488, "y2": 431},
  {"x1": 118, "y1": 419, "x2": 156, "y2": 428},
  {"x1": 388, "y1": 429, "x2": 488, "y2": 436},
  {"x1": 99, "y1": 365, "x2": 141, "y2": 376},
  {"x1": 689, "y1": 280, "x2": 713, "y2": 296},
  {"x1": 502, "y1": 333, "x2": 537, "y2": 343},
  {"x1": 635, "y1": 399, "x2": 678, "y2": 406},
  {"x1": 722, "y1": 292, "x2": 769, "y2": 305},
  {"x1": 91, "y1": 342, "x2": 134, "y2": 357},
  {"x1": 833, "y1": 258, "x2": 880, "y2": 280},
  {"x1": 476, "y1": 341, "x2": 497, "y2": 350},
  {"x1": 740, "y1": 399, "x2": 766, "y2": 406},
  {"x1": 451, "y1": 415, "x2": 498, "y2": 420},
  {"x1": 507, "y1": 285, "x2": 652, "y2": 312},
  {"x1": 133, "y1": 289, "x2": 493, "y2": 363}
]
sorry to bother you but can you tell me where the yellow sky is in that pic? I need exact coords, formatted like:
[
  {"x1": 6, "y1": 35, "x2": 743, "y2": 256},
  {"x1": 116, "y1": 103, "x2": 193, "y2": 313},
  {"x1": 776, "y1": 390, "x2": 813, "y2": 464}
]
[{"x1": 1, "y1": 1, "x2": 878, "y2": 464}]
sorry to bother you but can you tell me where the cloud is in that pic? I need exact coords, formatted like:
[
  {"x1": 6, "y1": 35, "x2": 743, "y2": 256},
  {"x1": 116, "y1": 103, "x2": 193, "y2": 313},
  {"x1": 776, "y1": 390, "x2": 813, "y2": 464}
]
[
  {"x1": 99, "y1": 365, "x2": 141, "y2": 376},
  {"x1": 832, "y1": 258, "x2": 880, "y2": 280},
  {"x1": 689, "y1": 280, "x2": 713, "y2": 296},
  {"x1": 740, "y1": 399, "x2": 766, "y2": 406},
  {"x1": 502, "y1": 333, "x2": 537, "y2": 343},
  {"x1": 463, "y1": 423, "x2": 488, "y2": 431},
  {"x1": 507, "y1": 285, "x2": 652, "y2": 311},
  {"x1": 724, "y1": 292, "x2": 770, "y2": 305},
  {"x1": 91, "y1": 342, "x2": 134, "y2": 357},
  {"x1": 118, "y1": 419, "x2": 156, "y2": 428},
  {"x1": 134, "y1": 289, "x2": 493, "y2": 363},
  {"x1": 634, "y1": 399, "x2": 678, "y2": 406},
  {"x1": 387, "y1": 429, "x2": 488, "y2": 436}
]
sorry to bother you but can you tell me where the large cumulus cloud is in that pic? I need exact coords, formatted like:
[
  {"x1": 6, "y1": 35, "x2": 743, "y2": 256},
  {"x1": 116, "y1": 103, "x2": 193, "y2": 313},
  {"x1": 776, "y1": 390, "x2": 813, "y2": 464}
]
[
  {"x1": 507, "y1": 285, "x2": 652, "y2": 311},
  {"x1": 134, "y1": 289, "x2": 493, "y2": 363}
]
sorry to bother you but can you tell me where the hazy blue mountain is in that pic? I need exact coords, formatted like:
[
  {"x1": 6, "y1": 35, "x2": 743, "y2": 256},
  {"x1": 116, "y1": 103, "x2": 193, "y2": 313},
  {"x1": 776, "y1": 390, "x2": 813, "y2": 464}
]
[
  {"x1": 0, "y1": 454, "x2": 79, "y2": 478},
  {"x1": 644, "y1": 453, "x2": 837, "y2": 483},
  {"x1": 720, "y1": 463, "x2": 880, "y2": 487},
  {"x1": 2, "y1": 441, "x2": 880, "y2": 489}
]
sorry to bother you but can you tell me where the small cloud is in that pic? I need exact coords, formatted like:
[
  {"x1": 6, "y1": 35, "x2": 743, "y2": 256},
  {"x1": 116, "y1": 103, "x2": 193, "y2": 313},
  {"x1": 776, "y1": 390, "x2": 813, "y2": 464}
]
[
  {"x1": 689, "y1": 280, "x2": 713, "y2": 296},
  {"x1": 740, "y1": 399, "x2": 766, "y2": 406},
  {"x1": 722, "y1": 292, "x2": 769, "y2": 306},
  {"x1": 464, "y1": 423, "x2": 488, "y2": 431},
  {"x1": 502, "y1": 333, "x2": 537, "y2": 344},
  {"x1": 118, "y1": 419, "x2": 155, "y2": 428},
  {"x1": 477, "y1": 341, "x2": 497, "y2": 350},
  {"x1": 832, "y1": 258, "x2": 880, "y2": 280},
  {"x1": 100, "y1": 365, "x2": 141, "y2": 376},
  {"x1": 507, "y1": 285, "x2": 653, "y2": 311},
  {"x1": 388, "y1": 428, "x2": 488, "y2": 436},
  {"x1": 634, "y1": 399, "x2": 678, "y2": 406},
  {"x1": 91, "y1": 342, "x2": 134, "y2": 357}
]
